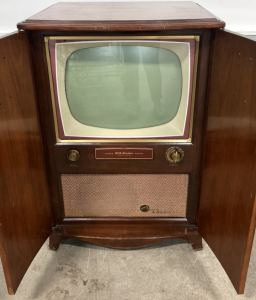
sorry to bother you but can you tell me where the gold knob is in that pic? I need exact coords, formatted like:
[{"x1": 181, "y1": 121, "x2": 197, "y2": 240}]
[
  {"x1": 165, "y1": 147, "x2": 184, "y2": 164},
  {"x1": 67, "y1": 150, "x2": 80, "y2": 161},
  {"x1": 171, "y1": 150, "x2": 181, "y2": 163}
]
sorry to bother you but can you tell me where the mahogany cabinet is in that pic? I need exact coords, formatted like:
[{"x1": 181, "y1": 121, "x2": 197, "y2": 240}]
[{"x1": 0, "y1": 1, "x2": 255, "y2": 295}]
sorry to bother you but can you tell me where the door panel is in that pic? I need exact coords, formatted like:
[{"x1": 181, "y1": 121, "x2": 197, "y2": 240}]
[
  {"x1": 0, "y1": 32, "x2": 52, "y2": 295},
  {"x1": 199, "y1": 30, "x2": 256, "y2": 294}
]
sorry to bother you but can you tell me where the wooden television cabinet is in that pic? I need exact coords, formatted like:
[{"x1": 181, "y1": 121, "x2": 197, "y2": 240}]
[{"x1": 0, "y1": 1, "x2": 255, "y2": 295}]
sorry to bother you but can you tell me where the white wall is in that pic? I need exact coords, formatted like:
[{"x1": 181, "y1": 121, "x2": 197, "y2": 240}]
[{"x1": 0, "y1": 0, "x2": 256, "y2": 34}]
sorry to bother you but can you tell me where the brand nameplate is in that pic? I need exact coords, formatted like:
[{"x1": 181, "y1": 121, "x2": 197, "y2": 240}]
[{"x1": 95, "y1": 148, "x2": 153, "y2": 160}]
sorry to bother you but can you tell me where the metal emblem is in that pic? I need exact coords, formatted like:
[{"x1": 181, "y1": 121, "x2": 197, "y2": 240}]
[{"x1": 140, "y1": 205, "x2": 150, "y2": 212}]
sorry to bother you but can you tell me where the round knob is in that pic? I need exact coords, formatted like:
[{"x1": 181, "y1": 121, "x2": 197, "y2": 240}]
[
  {"x1": 171, "y1": 150, "x2": 181, "y2": 163},
  {"x1": 67, "y1": 150, "x2": 80, "y2": 162},
  {"x1": 165, "y1": 147, "x2": 184, "y2": 164}
]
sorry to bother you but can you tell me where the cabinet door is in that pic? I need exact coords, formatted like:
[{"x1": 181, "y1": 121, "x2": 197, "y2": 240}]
[
  {"x1": 199, "y1": 30, "x2": 256, "y2": 294},
  {"x1": 0, "y1": 32, "x2": 52, "y2": 295}
]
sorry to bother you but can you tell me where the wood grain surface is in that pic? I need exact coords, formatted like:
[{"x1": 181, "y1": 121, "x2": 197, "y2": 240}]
[
  {"x1": 199, "y1": 30, "x2": 256, "y2": 294},
  {"x1": 0, "y1": 32, "x2": 52, "y2": 295},
  {"x1": 48, "y1": 220, "x2": 202, "y2": 250},
  {"x1": 25, "y1": 2, "x2": 219, "y2": 21},
  {"x1": 17, "y1": 2, "x2": 225, "y2": 31},
  {"x1": 29, "y1": 28, "x2": 212, "y2": 226}
]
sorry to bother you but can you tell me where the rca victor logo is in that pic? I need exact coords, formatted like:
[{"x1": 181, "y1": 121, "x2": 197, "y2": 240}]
[
  {"x1": 115, "y1": 152, "x2": 133, "y2": 155},
  {"x1": 151, "y1": 209, "x2": 173, "y2": 214},
  {"x1": 95, "y1": 148, "x2": 153, "y2": 159}
]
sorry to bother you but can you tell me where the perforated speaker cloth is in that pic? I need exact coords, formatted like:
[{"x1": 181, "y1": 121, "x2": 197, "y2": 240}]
[{"x1": 61, "y1": 174, "x2": 188, "y2": 218}]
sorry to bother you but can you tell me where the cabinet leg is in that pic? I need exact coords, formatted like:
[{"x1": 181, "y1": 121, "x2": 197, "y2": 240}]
[
  {"x1": 186, "y1": 233, "x2": 203, "y2": 251},
  {"x1": 48, "y1": 231, "x2": 64, "y2": 251}
]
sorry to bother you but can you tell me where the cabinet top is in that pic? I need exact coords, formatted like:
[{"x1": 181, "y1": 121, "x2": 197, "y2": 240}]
[{"x1": 17, "y1": 1, "x2": 225, "y2": 31}]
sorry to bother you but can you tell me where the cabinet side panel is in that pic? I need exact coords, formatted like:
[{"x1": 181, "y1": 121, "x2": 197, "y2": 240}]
[
  {"x1": 0, "y1": 32, "x2": 52, "y2": 295},
  {"x1": 199, "y1": 30, "x2": 256, "y2": 294}
]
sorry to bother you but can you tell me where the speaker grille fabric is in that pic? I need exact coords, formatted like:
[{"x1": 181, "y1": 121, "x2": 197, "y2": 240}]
[{"x1": 61, "y1": 174, "x2": 188, "y2": 218}]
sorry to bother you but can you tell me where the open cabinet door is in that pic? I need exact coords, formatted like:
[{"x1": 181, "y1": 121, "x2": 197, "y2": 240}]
[
  {"x1": 0, "y1": 32, "x2": 52, "y2": 295},
  {"x1": 199, "y1": 30, "x2": 256, "y2": 294}
]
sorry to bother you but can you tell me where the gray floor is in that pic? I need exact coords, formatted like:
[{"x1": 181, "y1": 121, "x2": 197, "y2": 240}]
[{"x1": 0, "y1": 235, "x2": 255, "y2": 300}]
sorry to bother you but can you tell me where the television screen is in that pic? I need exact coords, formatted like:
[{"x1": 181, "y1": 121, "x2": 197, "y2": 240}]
[{"x1": 47, "y1": 37, "x2": 198, "y2": 141}]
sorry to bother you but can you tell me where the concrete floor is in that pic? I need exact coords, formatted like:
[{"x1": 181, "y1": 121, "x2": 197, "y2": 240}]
[{"x1": 0, "y1": 234, "x2": 255, "y2": 300}]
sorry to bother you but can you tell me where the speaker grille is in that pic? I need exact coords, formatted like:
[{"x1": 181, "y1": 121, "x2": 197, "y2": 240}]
[{"x1": 61, "y1": 174, "x2": 188, "y2": 218}]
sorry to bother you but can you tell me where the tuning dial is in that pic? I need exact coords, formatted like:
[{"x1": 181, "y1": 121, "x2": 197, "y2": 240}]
[
  {"x1": 165, "y1": 147, "x2": 184, "y2": 164},
  {"x1": 67, "y1": 149, "x2": 80, "y2": 161}
]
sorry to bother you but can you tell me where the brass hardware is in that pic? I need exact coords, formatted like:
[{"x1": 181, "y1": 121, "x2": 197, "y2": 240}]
[
  {"x1": 172, "y1": 150, "x2": 181, "y2": 163},
  {"x1": 67, "y1": 150, "x2": 80, "y2": 161},
  {"x1": 165, "y1": 147, "x2": 184, "y2": 164},
  {"x1": 140, "y1": 205, "x2": 150, "y2": 212}
]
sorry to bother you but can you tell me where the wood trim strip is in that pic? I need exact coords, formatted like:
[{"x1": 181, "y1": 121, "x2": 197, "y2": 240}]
[{"x1": 18, "y1": 21, "x2": 225, "y2": 31}]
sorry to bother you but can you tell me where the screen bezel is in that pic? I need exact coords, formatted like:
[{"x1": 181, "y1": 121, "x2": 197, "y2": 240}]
[{"x1": 45, "y1": 36, "x2": 199, "y2": 143}]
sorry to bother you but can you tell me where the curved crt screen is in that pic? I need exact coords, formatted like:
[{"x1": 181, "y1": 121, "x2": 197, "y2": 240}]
[
  {"x1": 51, "y1": 39, "x2": 196, "y2": 139},
  {"x1": 65, "y1": 46, "x2": 182, "y2": 130}
]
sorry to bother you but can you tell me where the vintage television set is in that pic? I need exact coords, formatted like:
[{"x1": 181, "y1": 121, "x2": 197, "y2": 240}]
[{"x1": 0, "y1": 1, "x2": 255, "y2": 296}]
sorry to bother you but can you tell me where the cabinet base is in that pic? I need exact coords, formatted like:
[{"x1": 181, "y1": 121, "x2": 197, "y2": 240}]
[{"x1": 49, "y1": 221, "x2": 203, "y2": 251}]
